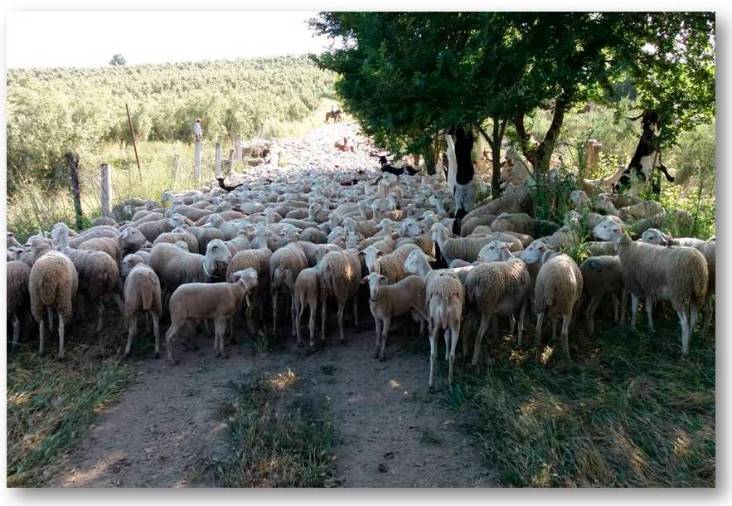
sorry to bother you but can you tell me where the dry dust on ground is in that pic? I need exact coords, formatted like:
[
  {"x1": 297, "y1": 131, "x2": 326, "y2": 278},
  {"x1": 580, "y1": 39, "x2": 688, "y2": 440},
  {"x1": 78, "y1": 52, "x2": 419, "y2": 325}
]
[{"x1": 52, "y1": 319, "x2": 492, "y2": 488}]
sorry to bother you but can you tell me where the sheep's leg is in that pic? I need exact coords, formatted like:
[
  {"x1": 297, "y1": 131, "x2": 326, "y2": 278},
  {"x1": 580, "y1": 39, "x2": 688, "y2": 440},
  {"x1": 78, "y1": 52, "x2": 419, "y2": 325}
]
[
  {"x1": 677, "y1": 310, "x2": 690, "y2": 356},
  {"x1": 620, "y1": 291, "x2": 627, "y2": 325},
  {"x1": 690, "y1": 303, "x2": 699, "y2": 332},
  {"x1": 337, "y1": 303, "x2": 346, "y2": 343},
  {"x1": 214, "y1": 318, "x2": 227, "y2": 357},
  {"x1": 125, "y1": 314, "x2": 137, "y2": 356},
  {"x1": 165, "y1": 323, "x2": 183, "y2": 363},
  {"x1": 448, "y1": 320, "x2": 461, "y2": 386},
  {"x1": 38, "y1": 318, "x2": 46, "y2": 356},
  {"x1": 96, "y1": 301, "x2": 105, "y2": 332},
  {"x1": 295, "y1": 300, "x2": 304, "y2": 346},
  {"x1": 587, "y1": 298, "x2": 599, "y2": 335},
  {"x1": 612, "y1": 294, "x2": 620, "y2": 322},
  {"x1": 508, "y1": 315, "x2": 516, "y2": 337},
  {"x1": 58, "y1": 317, "x2": 65, "y2": 360},
  {"x1": 12, "y1": 315, "x2": 21, "y2": 350},
  {"x1": 645, "y1": 297, "x2": 655, "y2": 333},
  {"x1": 152, "y1": 313, "x2": 161, "y2": 358},
  {"x1": 428, "y1": 323, "x2": 439, "y2": 392},
  {"x1": 113, "y1": 293, "x2": 125, "y2": 314},
  {"x1": 561, "y1": 314, "x2": 572, "y2": 362},
  {"x1": 551, "y1": 319, "x2": 557, "y2": 341},
  {"x1": 291, "y1": 295, "x2": 298, "y2": 338},
  {"x1": 379, "y1": 316, "x2": 391, "y2": 361},
  {"x1": 517, "y1": 304, "x2": 526, "y2": 347},
  {"x1": 630, "y1": 294, "x2": 639, "y2": 328},
  {"x1": 320, "y1": 297, "x2": 327, "y2": 342},
  {"x1": 373, "y1": 318, "x2": 382, "y2": 358},
  {"x1": 272, "y1": 293, "x2": 279, "y2": 335},
  {"x1": 701, "y1": 296, "x2": 714, "y2": 338},
  {"x1": 535, "y1": 312, "x2": 544, "y2": 362},
  {"x1": 472, "y1": 314, "x2": 491, "y2": 367},
  {"x1": 308, "y1": 302, "x2": 317, "y2": 348},
  {"x1": 352, "y1": 296, "x2": 359, "y2": 327}
]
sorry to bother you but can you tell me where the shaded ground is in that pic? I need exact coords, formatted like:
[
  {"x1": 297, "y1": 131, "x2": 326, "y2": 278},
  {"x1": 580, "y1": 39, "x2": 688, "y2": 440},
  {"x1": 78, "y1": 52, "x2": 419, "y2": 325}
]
[{"x1": 52, "y1": 320, "x2": 491, "y2": 488}]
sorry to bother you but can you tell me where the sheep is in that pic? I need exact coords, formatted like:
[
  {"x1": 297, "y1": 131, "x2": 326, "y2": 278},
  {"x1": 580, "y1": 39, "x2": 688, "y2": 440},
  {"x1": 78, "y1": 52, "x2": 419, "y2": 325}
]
[
  {"x1": 431, "y1": 223, "x2": 495, "y2": 264},
  {"x1": 8, "y1": 260, "x2": 31, "y2": 350},
  {"x1": 118, "y1": 226, "x2": 149, "y2": 257},
  {"x1": 52, "y1": 224, "x2": 123, "y2": 331},
  {"x1": 464, "y1": 258, "x2": 532, "y2": 365},
  {"x1": 153, "y1": 229, "x2": 200, "y2": 253},
  {"x1": 361, "y1": 272, "x2": 427, "y2": 361},
  {"x1": 317, "y1": 249, "x2": 361, "y2": 343},
  {"x1": 425, "y1": 272, "x2": 465, "y2": 391},
  {"x1": 149, "y1": 239, "x2": 232, "y2": 294},
  {"x1": 640, "y1": 228, "x2": 716, "y2": 337},
  {"x1": 371, "y1": 243, "x2": 421, "y2": 283},
  {"x1": 490, "y1": 212, "x2": 535, "y2": 235},
  {"x1": 460, "y1": 214, "x2": 498, "y2": 236},
  {"x1": 579, "y1": 256, "x2": 626, "y2": 335},
  {"x1": 188, "y1": 226, "x2": 225, "y2": 253},
  {"x1": 123, "y1": 256, "x2": 162, "y2": 357},
  {"x1": 477, "y1": 240, "x2": 514, "y2": 263},
  {"x1": 165, "y1": 268, "x2": 259, "y2": 362},
  {"x1": 20, "y1": 235, "x2": 53, "y2": 266},
  {"x1": 269, "y1": 244, "x2": 309, "y2": 335},
  {"x1": 135, "y1": 215, "x2": 186, "y2": 243},
  {"x1": 66, "y1": 225, "x2": 119, "y2": 248},
  {"x1": 29, "y1": 250, "x2": 79, "y2": 358},
  {"x1": 90, "y1": 216, "x2": 117, "y2": 227},
  {"x1": 521, "y1": 247, "x2": 583, "y2": 362},
  {"x1": 593, "y1": 215, "x2": 625, "y2": 241},
  {"x1": 585, "y1": 241, "x2": 617, "y2": 257},
  {"x1": 78, "y1": 236, "x2": 120, "y2": 263},
  {"x1": 294, "y1": 267, "x2": 320, "y2": 348},
  {"x1": 299, "y1": 227, "x2": 328, "y2": 244},
  {"x1": 615, "y1": 234, "x2": 708, "y2": 355},
  {"x1": 226, "y1": 247, "x2": 272, "y2": 331}
]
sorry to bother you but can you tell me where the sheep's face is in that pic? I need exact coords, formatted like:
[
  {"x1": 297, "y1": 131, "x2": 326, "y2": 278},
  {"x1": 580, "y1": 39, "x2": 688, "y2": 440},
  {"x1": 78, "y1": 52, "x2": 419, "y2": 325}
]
[
  {"x1": 233, "y1": 268, "x2": 259, "y2": 292},
  {"x1": 361, "y1": 272, "x2": 388, "y2": 294},
  {"x1": 402, "y1": 219, "x2": 421, "y2": 238},
  {"x1": 120, "y1": 226, "x2": 146, "y2": 251},
  {"x1": 593, "y1": 218, "x2": 624, "y2": 242},
  {"x1": 121, "y1": 254, "x2": 144, "y2": 278},
  {"x1": 363, "y1": 246, "x2": 382, "y2": 273},
  {"x1": 345, "y1": 231, "x2": 360, "y2": 249},
  {"x1": 520, "y1": 240, "x2": 549, "y2": 264},
  {"x1": 404, "y1": 249, "x2": 427, "y2": 276},
  {"x1": 639, "y1": 228, "x2": 670, "y2": 246},
  {"x1": 478, "y1": 241, "x2": 513, "y2": 263},
  {"x1": 168, "y1": 214, "x2": 186, "y2": 229},
  {"x1": 569, "y1": 190, "x2": 588, "y2": 209},
  {"x1": 206, "y1": 239, "x2": 232, "y2": 264}
]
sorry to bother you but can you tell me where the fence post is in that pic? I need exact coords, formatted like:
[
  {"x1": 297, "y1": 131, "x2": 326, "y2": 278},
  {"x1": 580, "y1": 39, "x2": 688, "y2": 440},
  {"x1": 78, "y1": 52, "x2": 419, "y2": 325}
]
[
  {"x1": 170, "y1": 153, "x2": 181, "y2": 184},
  {"x1": 214, "y1": 142, "x2": 222, "y2": 178},
  {"x1": 585, "y1": 139, "x2": 602, "y2": 173},
  {"x1": 234, "y1": 135, "x2": 242, "y2": 162},
  {"x1": 66, "y1": 152, "x2": 84, "y2": 230},
  {"x1": 194, "y1": 138, "x2": 202, "y2": 183},
  {"x1": 100, "y1": 163, "x2": 113, "y2": 218}
]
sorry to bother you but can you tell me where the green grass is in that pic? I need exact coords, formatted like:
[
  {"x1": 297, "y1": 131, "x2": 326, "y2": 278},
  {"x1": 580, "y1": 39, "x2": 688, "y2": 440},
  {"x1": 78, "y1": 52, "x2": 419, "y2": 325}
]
[
  {"x1": 442, "y1": 314, "x2": 715, "y2": 487},
  {"x1": 202, "y1": 369, "x2": 337, "y2": 488},
  {"x1": 7, "y1": 326, "x2": 134, "y2": 487}
]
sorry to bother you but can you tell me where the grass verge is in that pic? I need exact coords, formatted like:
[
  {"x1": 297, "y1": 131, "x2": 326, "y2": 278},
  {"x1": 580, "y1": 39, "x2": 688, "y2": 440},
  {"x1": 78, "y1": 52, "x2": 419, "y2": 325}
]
[
  {"x1": 443, "y1": 315, "x2": 715, "y2": 487},
  {"x1": 205, "y1": 369, "x2": 337, "y2": 487},
  {"x1": 7, "y1": 327, "x2": 134, "y2": 487}
]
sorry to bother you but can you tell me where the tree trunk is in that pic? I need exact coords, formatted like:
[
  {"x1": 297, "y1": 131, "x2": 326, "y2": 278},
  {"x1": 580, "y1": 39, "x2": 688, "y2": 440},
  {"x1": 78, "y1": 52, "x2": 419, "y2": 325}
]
[
  {"x1": 451, "y1": 126, "x2": 476, "y2": 234},
  {"x1": 514, "y1": 99, "x2": 567, "y2": 181},
  {"x1": 422, "y1": 145, "x2": 436, "y2": 175}
]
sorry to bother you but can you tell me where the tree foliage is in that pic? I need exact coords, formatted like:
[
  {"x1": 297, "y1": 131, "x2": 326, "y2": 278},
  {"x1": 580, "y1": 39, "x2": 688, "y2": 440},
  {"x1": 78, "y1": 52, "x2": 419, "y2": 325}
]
[
  {"x1": 7, "y1": 56, "x2": 335, "y2": 191},
  {"x1": 109, "y1": 54, "x2": 126, "y2": 66}
]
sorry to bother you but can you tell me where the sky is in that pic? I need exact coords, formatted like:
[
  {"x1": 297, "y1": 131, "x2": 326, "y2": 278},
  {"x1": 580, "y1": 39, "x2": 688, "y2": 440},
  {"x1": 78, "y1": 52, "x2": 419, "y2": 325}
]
[{"x1": 6, "y1": 11, "x2": 334, "y2": 68}]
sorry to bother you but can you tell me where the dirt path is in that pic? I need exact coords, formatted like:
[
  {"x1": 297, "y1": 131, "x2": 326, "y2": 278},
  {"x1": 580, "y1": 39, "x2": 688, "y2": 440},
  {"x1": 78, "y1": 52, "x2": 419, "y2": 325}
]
[{"x1": 53, "y1": 321, "x2": 492, "y2": 488}]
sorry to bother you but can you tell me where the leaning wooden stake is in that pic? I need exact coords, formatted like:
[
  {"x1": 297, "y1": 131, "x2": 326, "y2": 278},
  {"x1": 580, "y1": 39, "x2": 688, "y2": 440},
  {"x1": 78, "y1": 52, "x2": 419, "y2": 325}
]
[
  {"x1": 126, "y1": 103, "x2": 143, "y2": 182},
  {"x1": 66, "y1": 152, "x2": 84, "y2": 230},
  {"x1": 100, "y1": 163, "x2": 113, "y2": 217}
]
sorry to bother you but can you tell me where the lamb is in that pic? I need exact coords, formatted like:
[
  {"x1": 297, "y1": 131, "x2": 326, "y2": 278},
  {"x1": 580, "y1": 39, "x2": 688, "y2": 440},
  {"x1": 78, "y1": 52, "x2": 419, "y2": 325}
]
[
  {"x1": 371, "y1": 243, "x2": 421, "y2": 283},
  {"x1": 615, "y1": 234, "x2": 708, "y2": 355},
  {"x1": 521, "y1": 247, "x2": 583, "y2": 362},
  {"x1": 361, "y1": 272, "x2": 427, "y2": 361},
  {"x1": 293, "y1": 267, "x2": 320, "y2": 348},
  {"x1": 431, "y1": 223, "x2": 495, "y2": 264},
  {"x1": 579, "y1": 256, "x2": 626, "y2": 335},
  {"x1": 149, "y1": 239, "x2": 232, "y2": 294},
  {"x1": 464, "y1": 258, "x2": 532, "y2": 365},
  {"x1": 269, "y1": 243, "x2": 309, "y2": 335},
  {"x1": 640, "y1": 228, "x2": 716, "y2": 337},
  {"x1": 123, "y1": 256, "x2": 163, "y2": 357},
  {"x1": 226, "y1": 246, "x2": 272, "y2": 331},
  {"x1": 317, "y1": 249, "x2": 361, "y2": 343},
  {"x1": 425, "y1": 272, "x2": 465, "y2": 391},
  {"x1": 153, "y1": 229, "x2": 200, "y2": 253},
  {"x1": 8, "y1": 260, "x2": 31, "y2": 350},
  {"x1": 29, "y1": 250, "x2": 79, "y2": 358},
  {"x1": 118, "y1": 226, "x2": 149, "y2": 257},
  {"x1": 165, "y1": 268, "x2": 259, "y2": 362},
  {"x1": 52, "y1": 224, "x2": 123, "y2": 331}
]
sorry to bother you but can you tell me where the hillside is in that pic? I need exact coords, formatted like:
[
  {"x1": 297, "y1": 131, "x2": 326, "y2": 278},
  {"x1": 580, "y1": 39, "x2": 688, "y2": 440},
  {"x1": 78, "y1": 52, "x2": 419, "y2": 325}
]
[{"x1": 7, "y1": 56, "x2": 336, "y2": 189}]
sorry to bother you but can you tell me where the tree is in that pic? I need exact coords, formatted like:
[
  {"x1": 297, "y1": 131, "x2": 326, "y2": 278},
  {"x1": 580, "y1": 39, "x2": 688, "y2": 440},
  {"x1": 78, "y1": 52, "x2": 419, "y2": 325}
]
[{"x1": 109, "y1": 54, "x2": 127, "y2": 66}]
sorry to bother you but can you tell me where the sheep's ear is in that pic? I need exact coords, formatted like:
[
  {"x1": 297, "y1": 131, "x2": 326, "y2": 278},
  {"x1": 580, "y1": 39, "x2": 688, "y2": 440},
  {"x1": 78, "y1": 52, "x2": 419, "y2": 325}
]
[
  {"x1": 360, "y1": 276, "x2": 369, "y2": 284},
  {"x1": 375, "y1": 250, "x2": 385, "y2": 257},
  {"x1": 426, "y1": 255, "x2": 437, "y2": 262}
]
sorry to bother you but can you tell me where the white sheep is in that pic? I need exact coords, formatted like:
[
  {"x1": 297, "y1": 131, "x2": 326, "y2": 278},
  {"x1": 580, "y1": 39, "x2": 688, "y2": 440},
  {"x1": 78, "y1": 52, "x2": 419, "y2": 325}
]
[
  {"x1": 165, "y1": 268, "x2": 259, "y2": 362},
  {"x1": 149, "y1": 239, "x2": 233, "y2": 294},
  {"x1": 269, "y1": 243, "x2": 309, "y2": 335},
  {"x1": 579, "y1": 255, "x2": 626, "y2": 335},
  {"x1": 425, "y1": 272, "x2": 465, "y2": 391},
  {"x1": 317, "y1": 249, "x2": 361, "y2": 343},
  {"x1": 294, "y1": 267, "x2": 320, "y2": 348},
  {"x1": 123, "y1": 256, "x2": 163, "y2": 357},
  {"x1": 361, "y1": 272, "x2": 427, "y2": 361}
]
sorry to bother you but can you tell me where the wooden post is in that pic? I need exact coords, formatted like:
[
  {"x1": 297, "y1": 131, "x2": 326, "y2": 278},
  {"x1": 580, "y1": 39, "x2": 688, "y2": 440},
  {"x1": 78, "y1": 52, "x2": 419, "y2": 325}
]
[
  {"x1": 214, "y1": 142, "x2": 222, "y2": 178},
  {"x1": 170, "y1": 153, "x2": 181, "y2": 184},
  {"x1": 194, "y1": 138, "x2": 202, "y2": 182},
  {"x1": 100, "y1": 163, "x2": 113, "y2": 218},
  {"x1": 126, "y1": 104, "x2": 143, "y2": 182},
  {"x1": 66, "y1": 152, "x2": 84, "y2": 230}
]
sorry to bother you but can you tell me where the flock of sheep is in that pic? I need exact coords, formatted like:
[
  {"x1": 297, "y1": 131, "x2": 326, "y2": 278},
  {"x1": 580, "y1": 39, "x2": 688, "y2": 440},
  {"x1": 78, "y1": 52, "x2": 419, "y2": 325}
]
[{"x1": 6, "y1": 149, "x2": 715, "y2": 390}]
